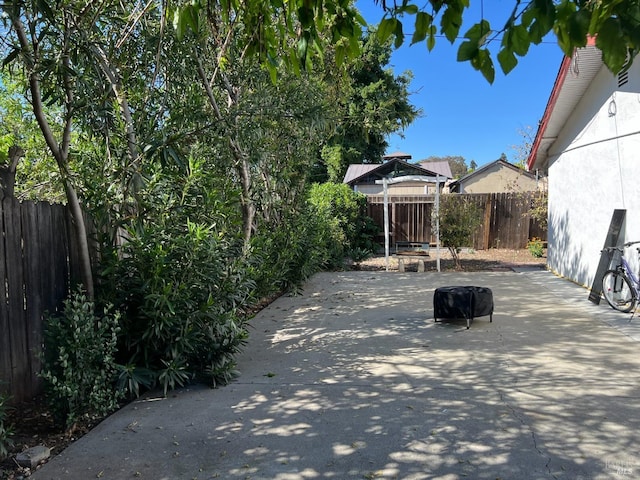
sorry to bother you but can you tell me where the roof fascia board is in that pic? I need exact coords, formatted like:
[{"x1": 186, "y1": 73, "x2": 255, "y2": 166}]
[{"x1": 527, "y1": 55, "x2": 572, "y2": 171}]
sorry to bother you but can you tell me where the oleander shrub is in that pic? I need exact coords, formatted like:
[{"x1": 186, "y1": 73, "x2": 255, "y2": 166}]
[
  {"x1": 107, "y1": 220, "x2": 253, "y2": 394},
  {"x1": 250, "y1": 209, "x2": 326, "y2": 297},
  {"x1": 249, "y1": 183, "x2": 377, "y2": 297}
]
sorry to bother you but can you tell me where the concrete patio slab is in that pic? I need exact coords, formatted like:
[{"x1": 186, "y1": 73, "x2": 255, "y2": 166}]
[{"x1": 31, "y1": 270, "x2": 640, "y2": 480}]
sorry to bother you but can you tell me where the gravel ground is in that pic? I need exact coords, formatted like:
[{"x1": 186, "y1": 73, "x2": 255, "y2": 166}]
[{"x1": 352, "y1": 248, "x2": 547, "y2": 272}]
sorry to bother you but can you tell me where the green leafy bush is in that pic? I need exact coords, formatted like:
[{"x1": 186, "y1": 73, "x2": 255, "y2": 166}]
[
  {"x1": 40, "y1": 290, "x2": 122, "y2": 428},
  {"x1": 114, "y1": 364, "x2": 156, "y2": 399},
  {"x1": 0, "y1": 393, "x2": 14, "y2": 460},
  {"x1": 249, "y1": 183, "x2": 377, "y2": 297},
  {"x1": 347, "y1": 246, "x2": 374, "y2": 264},
  {"x1": 527, "y1": 237, "x2": 545, "y2": 258},
  {"x1": 307, "y1": 182, "x2": 378, "y2": 268},
  {"x1": 250, "y1": 209, "x2": 325, "y2": 297}
]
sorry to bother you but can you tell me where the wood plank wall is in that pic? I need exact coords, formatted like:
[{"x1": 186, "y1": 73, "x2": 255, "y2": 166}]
[
  {"x1": 0, "y1": 199, "x2": 82, "y2": 403},
  {"x1": 366, "y1": 192, "x2": 547, "y2": 250}
]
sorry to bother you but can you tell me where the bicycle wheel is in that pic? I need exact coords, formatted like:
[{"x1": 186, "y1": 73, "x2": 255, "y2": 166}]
[{"x1": 602, "y1": 270, "x2": 637, "y2": 313}]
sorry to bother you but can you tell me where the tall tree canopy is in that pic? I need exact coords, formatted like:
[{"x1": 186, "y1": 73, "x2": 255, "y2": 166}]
[{"x1": 320, "y1": 30, "x2": 419, "y2": 183}]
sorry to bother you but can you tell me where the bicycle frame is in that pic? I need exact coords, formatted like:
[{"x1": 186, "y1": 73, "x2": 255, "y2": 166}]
[{"x1": 616, "y1": 252, "x2": 640, "y2": 298}]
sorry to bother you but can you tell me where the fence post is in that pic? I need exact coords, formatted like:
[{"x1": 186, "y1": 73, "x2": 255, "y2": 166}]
[{"x1": 482, "y1": 195, "x2": 492, "y2": 250}]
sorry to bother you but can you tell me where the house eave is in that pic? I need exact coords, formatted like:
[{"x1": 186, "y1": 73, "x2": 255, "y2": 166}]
[{"x1": 527, "y1": 41, "x2": 603, "y2": 172}]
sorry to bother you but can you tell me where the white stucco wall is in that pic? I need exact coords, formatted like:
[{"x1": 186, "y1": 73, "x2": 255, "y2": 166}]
[{"x1": 546, "y1": 61, "x2": 640, "y2": 287}]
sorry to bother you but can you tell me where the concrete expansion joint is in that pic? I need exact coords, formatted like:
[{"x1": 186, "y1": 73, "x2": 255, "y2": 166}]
[
  {"x1": 493, "y1": 322, "x2": 507, "y2": 348},
  {"x1": 498, "y1": 390, "x2": 556, "y2": 477},
  {"x1": 546, "y1": 458, "x2": 560, "y2": 480}
]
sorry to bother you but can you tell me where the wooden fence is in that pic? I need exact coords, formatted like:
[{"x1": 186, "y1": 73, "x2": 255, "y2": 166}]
[
  {"x1": 366, "y1": 192, "x2": 546, "y2": 250},
  {"x1": 0, "y1": 198, "x2": 85, "y2": 403}
]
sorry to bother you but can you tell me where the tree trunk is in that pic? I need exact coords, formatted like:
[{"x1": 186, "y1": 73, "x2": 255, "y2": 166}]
[
  {"x1": 231, "y1": 139, "x2": 255, "y2": 250},
  {"x1": 12, "y1": 13, "x2": 95, "y2": 299},
  {"x1": 194, "y1": 53, "x2": 255, "y2": 248},
  {"x1": 91, "y1": 44, "x2": 142, "y2": 198},
  {"x1": 0, "y1": 146, "x2": 24, "y2": 199},
  {"x1": 63, "y1": 180, "x2": 95, "y2": 299}
]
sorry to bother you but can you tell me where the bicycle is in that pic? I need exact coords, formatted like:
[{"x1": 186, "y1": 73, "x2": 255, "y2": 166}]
[{"x1": 601, "y1": 241, "x2": 640, "y2": 313}]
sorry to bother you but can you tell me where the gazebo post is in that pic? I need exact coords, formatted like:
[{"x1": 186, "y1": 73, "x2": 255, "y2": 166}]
[
  {"x1": 435, "y1": 174, "x2": 441, "y2": 272},
  {"x1": 376, "y1": 174, "x2": 442, "y2": 273},
  {"x1": 383, "y1": 177, "x2": 389, "y2": 272}
]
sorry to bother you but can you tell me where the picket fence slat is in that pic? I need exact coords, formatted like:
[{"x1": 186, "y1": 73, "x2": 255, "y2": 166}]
[
  {"x1": 0, "y1": 200, "x2": 11, "y2": 397},
  {"x1": 4, "y1": 198, "x2": 29, "y2": 401},
  {"x1": 0, "y1": 200, "x2": 87, "y2": 403},
  {"x1": 39, "y1": 202, "x2": 57, "y2": 315},
  {"x1": 366, "y1": 192, "x2": 547, "y2": 250},
  {"x1": 22, "y1": 201, "x2": 44, "y2": 396}
]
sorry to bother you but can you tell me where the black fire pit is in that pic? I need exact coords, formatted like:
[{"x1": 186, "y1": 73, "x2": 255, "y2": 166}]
[{"x1": 433, "y1": 286, "x2": 494, "y2": 329}]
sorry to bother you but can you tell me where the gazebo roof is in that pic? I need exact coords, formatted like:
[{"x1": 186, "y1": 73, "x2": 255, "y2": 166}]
[{"x1": 343, "y1": 158, "x2": 446, "y2": 185}]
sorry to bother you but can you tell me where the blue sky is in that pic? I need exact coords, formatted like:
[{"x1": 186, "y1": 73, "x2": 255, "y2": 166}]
[{"x1": 356, "y1": 1, "x2": 565, "y2": 167}]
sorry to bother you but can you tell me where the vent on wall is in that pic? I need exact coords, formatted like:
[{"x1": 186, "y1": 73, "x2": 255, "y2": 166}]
[{"x1": 618, "y1": 70, "x2": 629, "y2": 87}]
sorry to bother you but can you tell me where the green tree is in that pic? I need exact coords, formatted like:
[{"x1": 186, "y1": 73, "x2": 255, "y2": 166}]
[
  {"x1": 424, "y1": 155, "x2": 468, "y2": 178},
  {"x1": 321, "y1": 30, "x2": 420, "y2": 182},
  {"x1": 437, "y1": 196, "x2": 483, "y2": 269},
  {"x1": 153, "y1": 6, "x2": 344, "y2": 248},
  {"x1": 0, "y1": 70, "x2": 68, "y2": 202},
  {"x1": 171, "y1": 0, "x2": 366, "y2": 82}
]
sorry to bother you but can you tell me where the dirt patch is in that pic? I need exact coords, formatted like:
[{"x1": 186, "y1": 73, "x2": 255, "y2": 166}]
[
  {"x1": 352, "y1": 248, "x2": 547, "y2": 272},
  {"x1": 1, "y1": 397, "x2": 98, "y2": 478}
]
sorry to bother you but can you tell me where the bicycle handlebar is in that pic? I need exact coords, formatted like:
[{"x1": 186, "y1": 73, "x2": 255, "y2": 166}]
[{"x1": 601, "y1": 241, "x2": 640, "y2": 254}]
